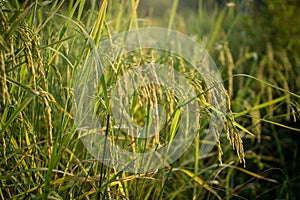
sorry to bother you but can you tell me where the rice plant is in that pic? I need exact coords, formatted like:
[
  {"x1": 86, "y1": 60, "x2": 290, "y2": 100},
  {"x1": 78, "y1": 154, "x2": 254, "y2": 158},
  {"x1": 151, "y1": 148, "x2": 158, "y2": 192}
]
[{"x1": 0, "y1": 0, "x2": 299, "y2": 199}]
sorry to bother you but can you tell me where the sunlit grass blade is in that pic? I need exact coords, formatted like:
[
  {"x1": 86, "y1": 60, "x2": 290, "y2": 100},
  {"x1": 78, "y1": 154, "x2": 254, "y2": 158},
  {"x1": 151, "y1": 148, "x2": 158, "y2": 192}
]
[
  {"x1": 177, "y1": 168, "x2": 222, "y2": 200},
  {"x1": 221, "y1": 164, "x2": 279, "y2": 184},
  {"x1": 234, "y1": 95, "x2": 288, "y2": 118},
  {"x1": 0, "y1": 94, "x2": 35, "y2": 135},
  {"x1": 232, "y1": 74, "x2": 300, "y2": 99}
]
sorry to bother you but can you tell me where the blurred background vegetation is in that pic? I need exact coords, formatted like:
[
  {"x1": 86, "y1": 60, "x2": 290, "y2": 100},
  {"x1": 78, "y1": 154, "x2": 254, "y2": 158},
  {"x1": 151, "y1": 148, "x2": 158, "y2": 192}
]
[{"x1": 0, "y1": 0, "x2": 300, "y2": 199}]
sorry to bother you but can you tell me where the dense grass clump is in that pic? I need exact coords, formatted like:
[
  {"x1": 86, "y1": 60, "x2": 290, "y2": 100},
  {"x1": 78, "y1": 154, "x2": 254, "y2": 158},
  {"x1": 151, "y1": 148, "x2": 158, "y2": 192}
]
[{"x1": 0, "y1": 0, "x2": 299, "y2": 199}]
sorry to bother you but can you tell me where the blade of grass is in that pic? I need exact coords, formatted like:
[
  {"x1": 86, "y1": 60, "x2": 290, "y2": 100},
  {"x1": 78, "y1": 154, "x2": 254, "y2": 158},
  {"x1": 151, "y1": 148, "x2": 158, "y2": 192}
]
[
  {"x1": 206, "y1": 8, "x2": 226, "y2": 52},
  {"x1": 234, "y1": 95, "x2": 288, "y2": 118},
  {"x1": 178, "y1": 168, "x2": 222, "y2": 200},
  {"x1": 0, "y1": 94, "x2": 35, "y2": 135},
  {"x1": 232, "y1": 74, "x2": 300, "y2": 99},
  {"x1": 221, "y1": 164, "x2": 278, "y2": 183},
  {"x1": 167, "y1": 0, "x2": 178, "y2": 30}
]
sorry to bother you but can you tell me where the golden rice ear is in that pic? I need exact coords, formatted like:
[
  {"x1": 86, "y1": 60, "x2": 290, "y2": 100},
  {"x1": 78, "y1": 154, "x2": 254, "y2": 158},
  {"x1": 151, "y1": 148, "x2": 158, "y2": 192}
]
[
  {"x1": 22, "y1": 22, "x2": 53, "y2": 156},
  {"x1": 224, "y1": 115, "x2": 246, "y2": 167},
  {"x1": 0, "y1": 3, "x2": 10, "y2": 105},
  {"x1": 0, "y1": 51, "x2": 10, "y2": 105},
  {"x1": 224, "y1": 91, "x2": 246, "y2": 167},
  {"x1": 207, "y1": 77, "x2": 245, "y2": 167},
  {"x1": 0, "y1": 5, "x2": 53, "y2": 156}
]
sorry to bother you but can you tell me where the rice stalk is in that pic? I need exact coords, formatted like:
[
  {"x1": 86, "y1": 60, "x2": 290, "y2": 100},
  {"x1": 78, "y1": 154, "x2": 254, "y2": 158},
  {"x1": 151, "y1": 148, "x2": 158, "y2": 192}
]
[
  {"x1": 224, "y1": 41, "x2": 235, "y2": 99},
  {"x1": 0, "y1": 52, "x2": 9, "y2": 105},
  {"x1": 278, "y1": 50, "x2": 292, "y2": 121},
  {"x1": 0, "y1": 2, "x2": 53, "y2": 157},
  {"x1": 0, "y1": 2, "x2": 10, "y2": 105}
]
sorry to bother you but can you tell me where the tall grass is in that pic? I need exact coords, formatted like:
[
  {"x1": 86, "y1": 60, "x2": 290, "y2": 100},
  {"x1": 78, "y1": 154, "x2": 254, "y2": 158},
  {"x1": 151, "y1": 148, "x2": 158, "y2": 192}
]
[{"x1": 0, "y1": 0, "x2": 299, "y2": 199}]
